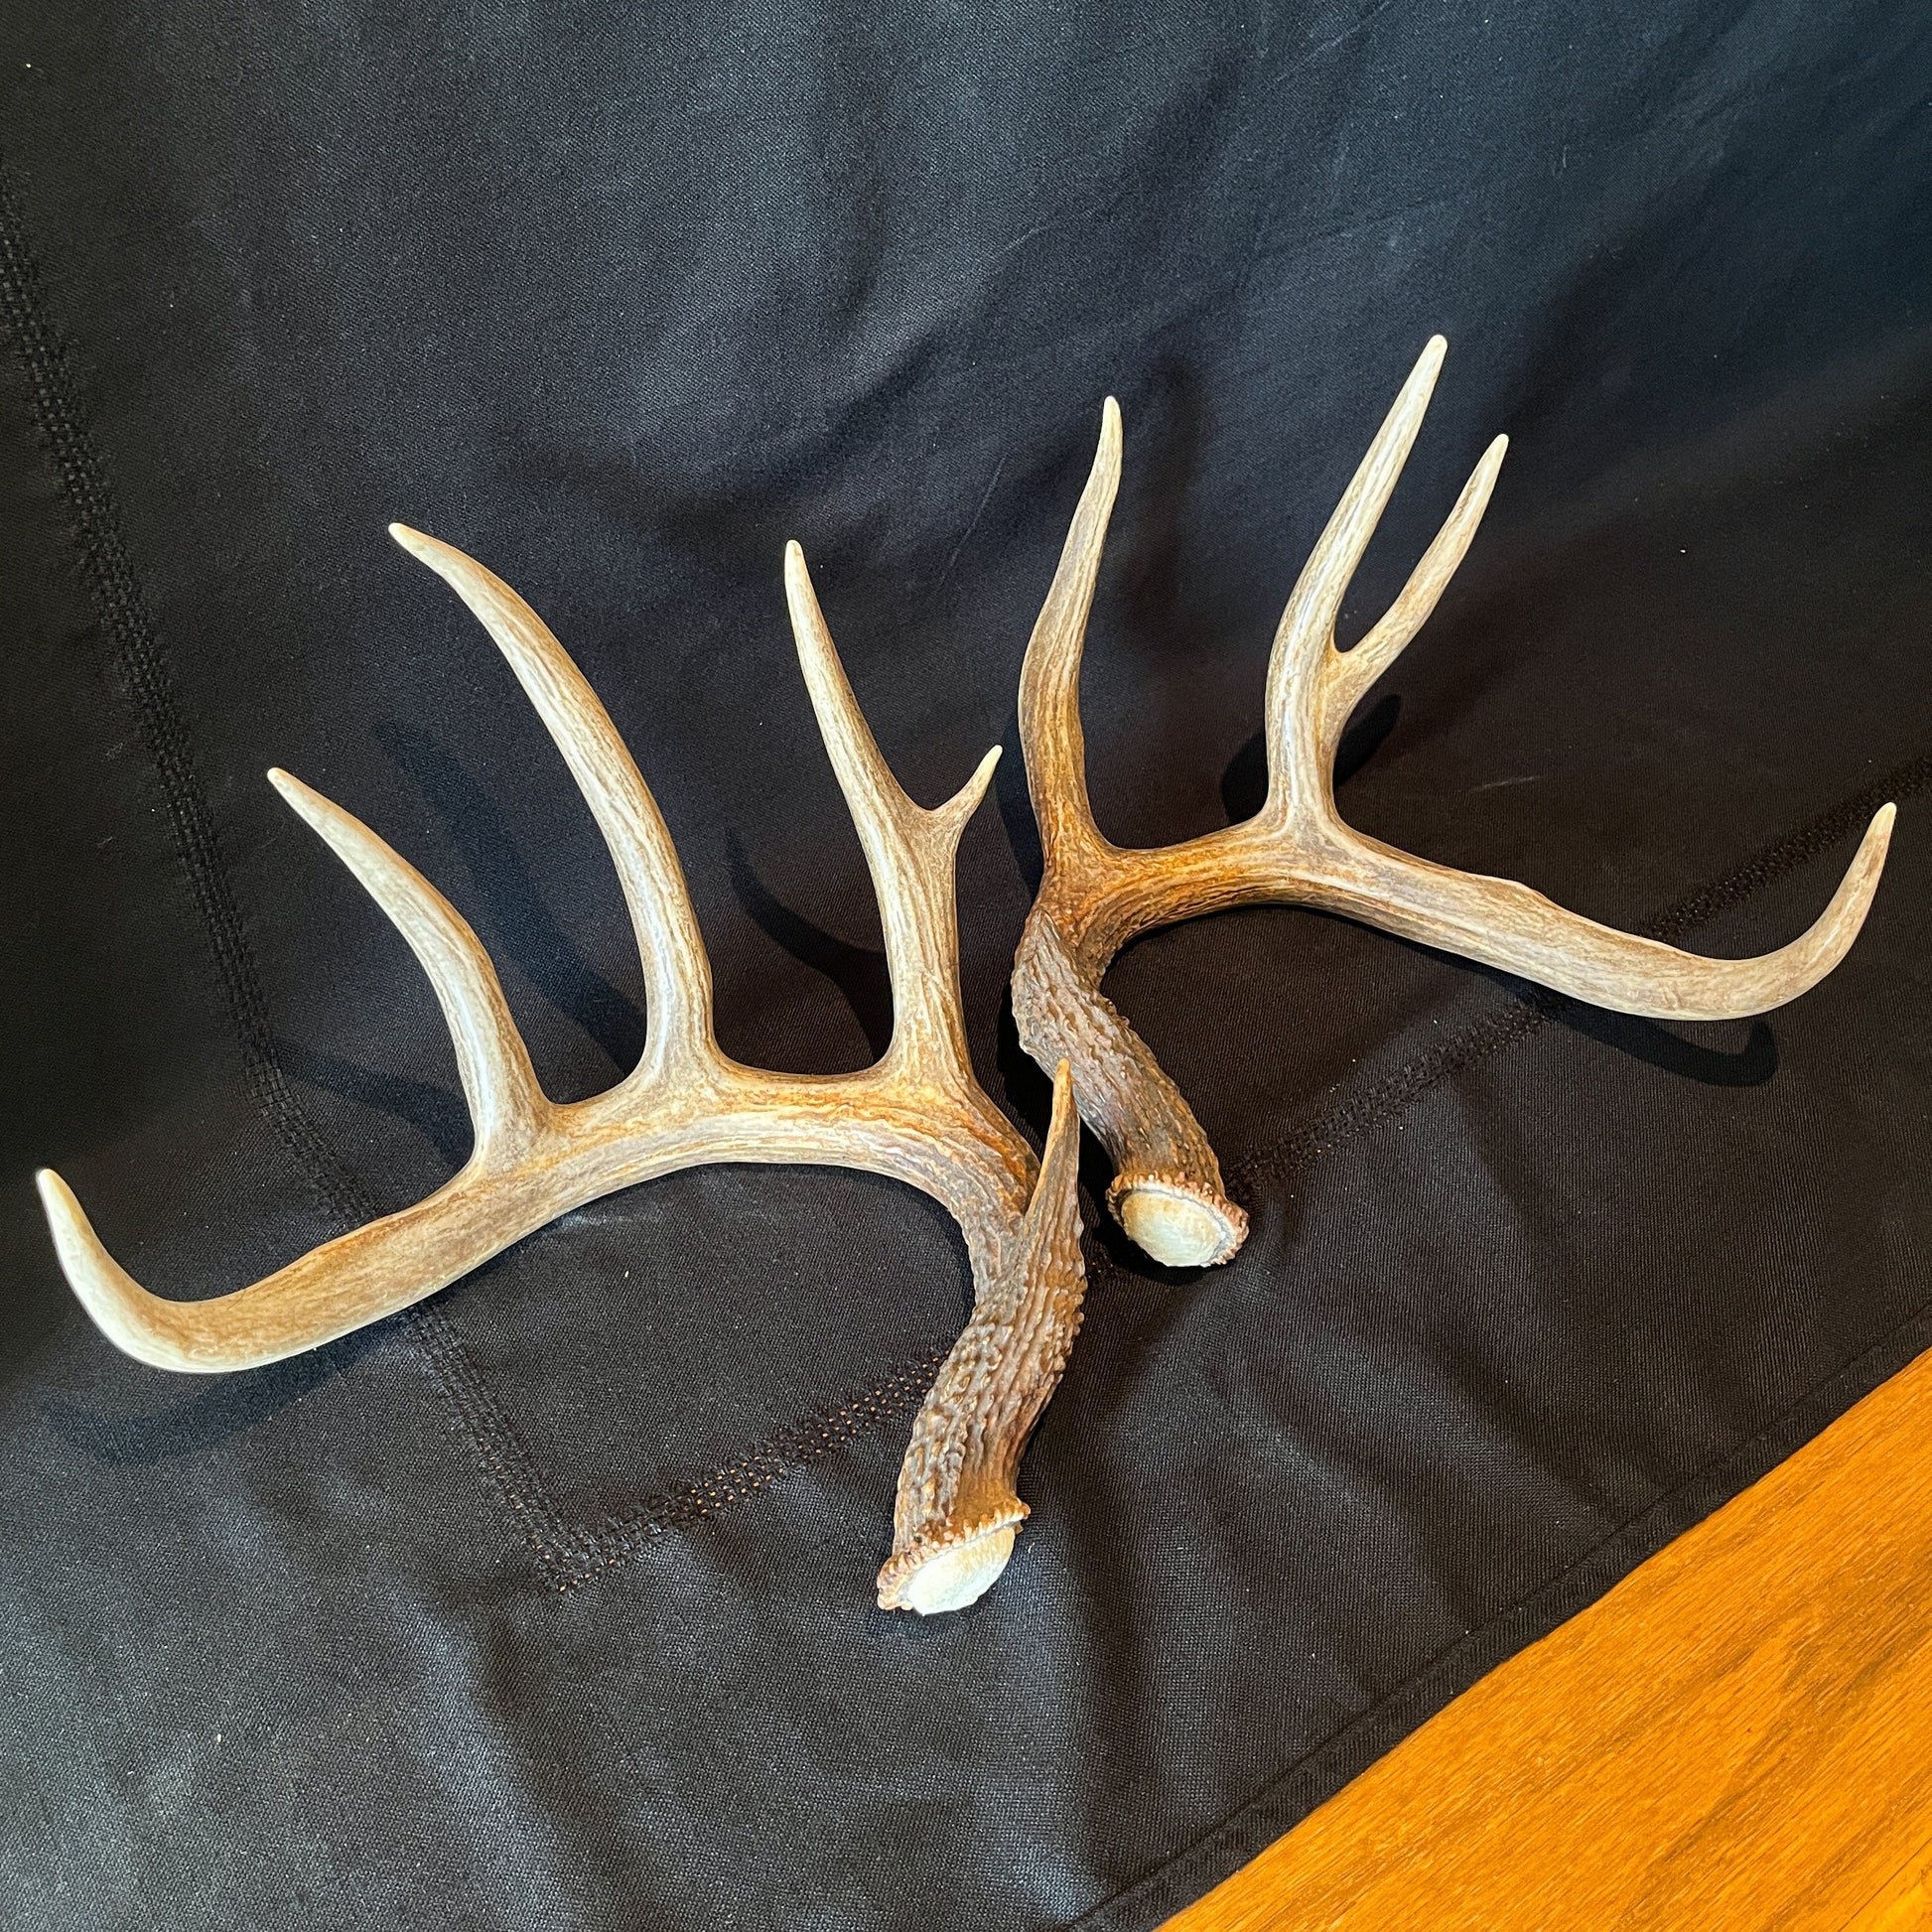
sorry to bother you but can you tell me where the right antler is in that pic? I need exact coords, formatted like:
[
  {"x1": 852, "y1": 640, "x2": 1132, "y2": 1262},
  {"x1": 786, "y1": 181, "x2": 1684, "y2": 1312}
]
[
  {"x1": 1013, "y1": 337, "x2": 1895, "y2": 1269},
  {"x1": 39, "y1": 528, "x2": 1085, "y2": 1616}
]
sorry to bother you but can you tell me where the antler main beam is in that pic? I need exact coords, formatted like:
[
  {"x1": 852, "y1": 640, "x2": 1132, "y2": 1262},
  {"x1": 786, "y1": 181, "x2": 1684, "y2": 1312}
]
[
  {"x1": 1013, "y1": 337, "x2": 1896, "y2": 1269},
  {"x1": 39, "y1": 529, "x2": 1087, "y2": 1614}
]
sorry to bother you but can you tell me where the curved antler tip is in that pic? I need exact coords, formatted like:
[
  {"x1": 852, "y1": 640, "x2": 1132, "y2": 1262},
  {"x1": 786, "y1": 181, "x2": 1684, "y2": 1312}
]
[
  {"x1": 266, "y1": 765, "x2": 318, "y2": 821},
  {"x1": 1402, "y1": 334, "x2": 1448, "y2": 393},
  {"x1": 264, "y1": 766, "x2": 334, "y2": 833},
  {"x1": 35, "y1": 1168, "x2": 86, "y2": 1273},
  {"x1": 34, "y1": 1170, "x2": 197, "y2": 1370},
  {"x1": 935, "y1": 743, "x2": 1004, "y2": 834},
  {"x1": 1850, "y1": 799, "x2": 1896, "y2": 880},
  {"x1": 1848, "y1": 800, "x2": 1897, "y2": 897},
  {"x1": 389, "y1": 522, "x2": 484, "y2": 586}
]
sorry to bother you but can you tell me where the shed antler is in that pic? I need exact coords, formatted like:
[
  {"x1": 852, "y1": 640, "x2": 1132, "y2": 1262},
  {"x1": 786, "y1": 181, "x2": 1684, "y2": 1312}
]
[
  {"x1": 1014, "y1": 337, "x2": 1895, "y2": 1269},
  {"x1": 39, "y1": 529, "x2": 1085, "y2": 1615}
]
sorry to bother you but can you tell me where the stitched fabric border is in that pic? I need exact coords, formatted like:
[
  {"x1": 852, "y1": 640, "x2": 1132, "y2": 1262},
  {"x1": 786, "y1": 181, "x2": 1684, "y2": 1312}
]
[
  {"x1": 544, "y1": 1350, "x2": 951, "y2": 1589},
  {"x1": 0, "y1": 166, "x2": 360, "y2": 1225}
]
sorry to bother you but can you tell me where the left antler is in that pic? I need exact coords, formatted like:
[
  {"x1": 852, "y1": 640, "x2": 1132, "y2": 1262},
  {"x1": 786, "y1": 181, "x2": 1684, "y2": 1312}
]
[
  {"x1": 39, "y1": 528, "x2": 1084, "y2": 1615},
  {"x1": 1013, "y1": 337, "x2": 1896, "y2": 1269}
]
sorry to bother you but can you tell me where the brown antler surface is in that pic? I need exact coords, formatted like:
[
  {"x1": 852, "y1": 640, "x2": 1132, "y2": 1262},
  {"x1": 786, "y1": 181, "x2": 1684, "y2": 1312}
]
[
  {"x1": 39, "y1": 529, "x2": 1085, "y2": 1614},
  {"x1": 1013, "y1": 337, "x2": 1896, "y2": 1270}
]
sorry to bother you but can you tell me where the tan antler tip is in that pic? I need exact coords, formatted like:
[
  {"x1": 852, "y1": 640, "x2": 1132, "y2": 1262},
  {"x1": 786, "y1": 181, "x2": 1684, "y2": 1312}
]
[
  {"x1": 1801, "y1": 800, "x2": 1894, "y2": 958},
  {"x1": 1841, "y1": 799, "x2": 1896, "y2": 916},
  {"x1": 36, "y1": 1169, "x2": 202, "y2": 1373},
  {"x1": 388, "y1": 522, "x2": 480, "y2": 585},
  {"x1": 262, "y1": 764, "x2": 348, "y2": 840},
  {"x1": 957, "y1": 742, "x2": 1003, "y2": 812},
  {"x1": 266, "y1": 766, "x2": 330, "y2": 834}
]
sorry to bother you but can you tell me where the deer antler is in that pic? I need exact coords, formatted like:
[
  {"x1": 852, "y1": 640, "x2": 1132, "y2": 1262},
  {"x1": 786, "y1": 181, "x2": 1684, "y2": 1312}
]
[
  {"x1": 38, "y1": 528, "x2": 1085, "y2": 1615},
  {"x1": 1013, "y1": 337, "x2": 1896, "y2": 1269}
]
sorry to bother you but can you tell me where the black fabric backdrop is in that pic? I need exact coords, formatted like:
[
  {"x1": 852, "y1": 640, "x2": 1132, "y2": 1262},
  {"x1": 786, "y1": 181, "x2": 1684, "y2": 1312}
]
[{"x1": 3, "y1": 4, "x2": 1930, "y2": 1926}]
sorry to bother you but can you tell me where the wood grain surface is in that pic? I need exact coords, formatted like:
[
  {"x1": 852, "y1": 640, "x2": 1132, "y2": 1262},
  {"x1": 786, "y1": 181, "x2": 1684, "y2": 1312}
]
[{"x1": 1165, "y1": 1339, "x2": 1932, "y2": 1932}]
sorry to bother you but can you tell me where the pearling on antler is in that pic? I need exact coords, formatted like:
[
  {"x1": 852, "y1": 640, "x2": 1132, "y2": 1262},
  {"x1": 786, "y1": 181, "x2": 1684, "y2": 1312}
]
[
  {"x1": 1013, "y1": 337, "x2": 1896, "y2": 1269},
  {"x1": 38, "y1": 528, "x2": 1086, "y2": 1615}
]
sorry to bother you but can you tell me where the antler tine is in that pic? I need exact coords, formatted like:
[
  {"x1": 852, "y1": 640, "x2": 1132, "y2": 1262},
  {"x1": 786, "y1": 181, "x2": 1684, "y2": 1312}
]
[
  {"x1": 1011, "y1": 337, "x2": 1900, "y2": 1270},
  {"x1": 1316, "y1": 431, "x2": 1509, "y2": 766},
  {"x1": 267, "y1": 768, "x2": 547, "y2": 1155},
  {"x1": 1262, "y1": 335, "x2": 1447, "y2": 829},
  {"x1": 1017, "y1": 397, "x2": 1123, "y2": 885},
  {"x1": 36, "y1": 763, "x2": 563, "y2": 1370},
  {"x1": 389, "y1": 524, "x2": 718, "y2": 1086},
  {"x1": 1339, "y1": 799, "x2": 1896, "y2": 1021},
  {"x1": 784, "y1": 541, "x2": 1001, "y2": 1081}
]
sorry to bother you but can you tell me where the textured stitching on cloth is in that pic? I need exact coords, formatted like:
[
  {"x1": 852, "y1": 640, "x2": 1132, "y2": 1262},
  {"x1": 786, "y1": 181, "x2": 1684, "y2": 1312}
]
[
  {"x1": 0, "y1": 165, "x2": 364, "y2": 1231},
  {"x1": 540, "y1": 1349, "x2": 950, "y2": 1590}
]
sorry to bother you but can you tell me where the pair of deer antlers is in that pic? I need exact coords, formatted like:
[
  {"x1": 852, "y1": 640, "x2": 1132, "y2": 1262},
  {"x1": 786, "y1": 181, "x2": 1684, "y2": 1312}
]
[{"x1": 38, "y1": 341, "x2": 1894, "y2": 1613}]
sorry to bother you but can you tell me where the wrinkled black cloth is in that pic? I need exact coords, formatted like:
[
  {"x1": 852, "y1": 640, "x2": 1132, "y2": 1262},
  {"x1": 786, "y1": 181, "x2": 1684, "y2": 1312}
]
[{"x1": 3, "y1": 4, "x2": 1930, "y2": 1926}]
